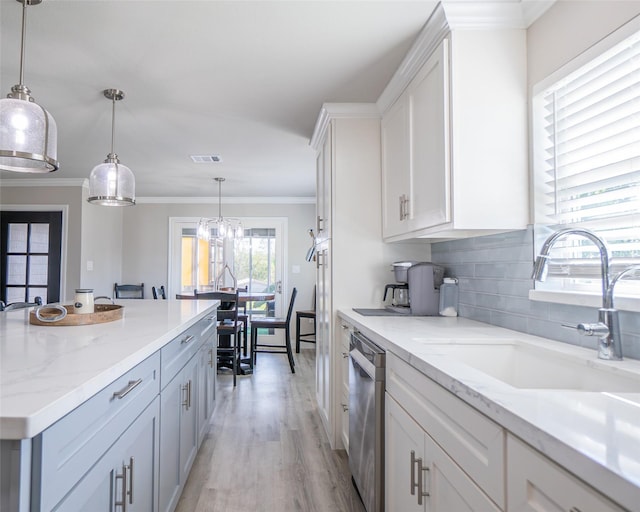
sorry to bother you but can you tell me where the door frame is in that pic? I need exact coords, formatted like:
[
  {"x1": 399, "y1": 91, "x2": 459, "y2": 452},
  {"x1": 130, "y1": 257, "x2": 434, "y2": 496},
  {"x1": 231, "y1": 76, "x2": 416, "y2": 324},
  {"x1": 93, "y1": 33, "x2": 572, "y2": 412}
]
[
  {"x1": 168, "y1": 216, "x2": 288, "y2": 316},
  {"x1": 0, "y1": 204, "x2": 69, "y2": 302}
]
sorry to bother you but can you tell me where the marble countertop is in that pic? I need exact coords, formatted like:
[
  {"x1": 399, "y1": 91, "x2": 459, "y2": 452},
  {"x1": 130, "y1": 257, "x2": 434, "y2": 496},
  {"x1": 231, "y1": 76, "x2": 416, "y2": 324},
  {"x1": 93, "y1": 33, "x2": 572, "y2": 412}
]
[
  {"x1": 338, "y1": 309, "x2": 640, "y2": 511},
  {"x1": 0, "y1": 299, "x2": 218, "y2": 440}
]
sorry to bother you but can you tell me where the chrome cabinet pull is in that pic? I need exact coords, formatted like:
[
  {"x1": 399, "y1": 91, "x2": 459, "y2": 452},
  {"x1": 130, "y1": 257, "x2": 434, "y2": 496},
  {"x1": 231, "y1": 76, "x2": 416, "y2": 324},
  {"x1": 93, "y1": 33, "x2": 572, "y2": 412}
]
[
  {"x1": 342, "y1": 352, "x2": 349, "y2": 358},
  {"x1": 128, "y1": 457, "x2": 134, "y2": 505},
  {"x1": 115, "y1": 462, "x2": 128, "y2": 511},
  {"x1": 417, "y1": 457, "x2": 430, "y2": 505},
  {"x1": 182, "y1": 380, "x2": 192, "y2": 410},
  {"x1": 317, "y1": 215, "x2": 324, "y2": 233},
  {"x1": 569, "y1": 508, "x2": 582, "y2": 512},
  {"x1": 399, "y1": 195, "x2": 404, "y2": 221},
  {"x1": 208, "y1": 348, "x2": 214, "y2": 367},
  {"x1": 112, "y1": 379, "x2": 143, "y2": 400},
  {"x1": 341, "y1": 403, "x2": 348, "y2": 412},
  {"x1": 180, "y1": 334, "x2": 194, "y2": 345},
  {"x1": 410, "y1": 450, "x2": 418, "y2": 497}
]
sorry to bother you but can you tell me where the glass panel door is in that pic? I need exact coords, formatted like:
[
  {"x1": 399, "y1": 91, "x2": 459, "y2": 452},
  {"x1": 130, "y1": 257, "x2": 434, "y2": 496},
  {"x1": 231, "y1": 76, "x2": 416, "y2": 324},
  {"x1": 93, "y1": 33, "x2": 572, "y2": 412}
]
[
  {"x1": 169, "y1": 217, "x2": 285, "y2": 317},
  {"x1": 1, "y1": 211, "x2": 62, "y2": 304}
]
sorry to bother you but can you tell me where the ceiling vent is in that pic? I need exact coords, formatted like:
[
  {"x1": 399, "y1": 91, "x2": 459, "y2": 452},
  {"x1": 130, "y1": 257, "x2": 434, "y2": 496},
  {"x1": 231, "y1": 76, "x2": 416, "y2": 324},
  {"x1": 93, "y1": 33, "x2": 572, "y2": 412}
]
[{"x1": 190, "y1": 155, "x2": 222, "y2": 163}]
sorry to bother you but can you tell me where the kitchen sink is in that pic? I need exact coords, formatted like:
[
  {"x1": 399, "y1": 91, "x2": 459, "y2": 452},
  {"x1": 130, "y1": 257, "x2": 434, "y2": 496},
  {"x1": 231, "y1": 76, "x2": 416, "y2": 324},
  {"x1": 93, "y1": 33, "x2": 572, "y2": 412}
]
[{"x1": 423, "y1": 342, "x2": 640, "y2": 392}]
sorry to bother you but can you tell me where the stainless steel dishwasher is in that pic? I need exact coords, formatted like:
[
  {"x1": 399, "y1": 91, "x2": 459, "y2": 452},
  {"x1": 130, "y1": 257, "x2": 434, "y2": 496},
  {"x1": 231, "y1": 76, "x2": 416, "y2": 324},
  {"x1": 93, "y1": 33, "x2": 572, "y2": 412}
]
[{"x1": 349, "y1": 330, "x2": 385, "y2": 512}]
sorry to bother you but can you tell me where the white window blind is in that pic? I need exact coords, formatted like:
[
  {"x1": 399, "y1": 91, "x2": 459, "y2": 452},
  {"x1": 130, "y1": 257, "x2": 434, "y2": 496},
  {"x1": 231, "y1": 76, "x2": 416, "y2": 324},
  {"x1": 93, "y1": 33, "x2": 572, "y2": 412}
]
[{"x1": 533, "y1": 27, "x2": 640, "y2": 294}]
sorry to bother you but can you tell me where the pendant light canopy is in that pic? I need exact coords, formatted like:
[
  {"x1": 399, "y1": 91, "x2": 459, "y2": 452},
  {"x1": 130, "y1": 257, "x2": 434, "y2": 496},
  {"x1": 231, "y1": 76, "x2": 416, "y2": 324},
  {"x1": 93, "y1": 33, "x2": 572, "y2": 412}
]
[
  {"x1": 197, "y1": 178, "x2": 244, "y2": 241},
  {"x1": 0, "y1": 0, "x2": 58, "y2": 173},
  {"x1": 88, "y1": 89, "x2": 135, "y2": 206}
]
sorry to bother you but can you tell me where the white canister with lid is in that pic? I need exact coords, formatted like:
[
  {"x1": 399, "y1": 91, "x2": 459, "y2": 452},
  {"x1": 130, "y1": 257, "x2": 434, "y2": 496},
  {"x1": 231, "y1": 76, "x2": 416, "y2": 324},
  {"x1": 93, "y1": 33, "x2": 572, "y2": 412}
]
[
  {"x1": 74, "y1": 289, "x2": 95, "y2": 314},
  {"x1": 439, "y1": 278, "x2": 458, "y2": 317}
]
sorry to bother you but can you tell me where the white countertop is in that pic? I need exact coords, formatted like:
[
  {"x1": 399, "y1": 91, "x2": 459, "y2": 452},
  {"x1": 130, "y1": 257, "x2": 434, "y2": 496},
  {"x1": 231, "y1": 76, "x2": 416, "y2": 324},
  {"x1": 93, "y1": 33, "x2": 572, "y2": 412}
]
[
  {"x1": 338, "y1": 309, "x2": 640, "y2": 512},
  {"x1": 0, "y1": 299, "x2": 217, "y2": 440}
]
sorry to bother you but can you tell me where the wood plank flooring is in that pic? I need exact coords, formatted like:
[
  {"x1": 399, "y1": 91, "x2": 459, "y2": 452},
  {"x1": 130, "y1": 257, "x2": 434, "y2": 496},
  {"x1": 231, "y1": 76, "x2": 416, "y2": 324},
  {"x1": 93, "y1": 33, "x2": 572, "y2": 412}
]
[{"x1": 175, "y1": 347, "x2": 367, "y2": 512}]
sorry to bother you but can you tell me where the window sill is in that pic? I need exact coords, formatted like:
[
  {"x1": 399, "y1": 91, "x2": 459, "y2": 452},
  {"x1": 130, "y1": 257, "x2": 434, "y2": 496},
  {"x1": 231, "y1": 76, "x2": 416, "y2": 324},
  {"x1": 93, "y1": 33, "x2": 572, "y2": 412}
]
[{"x1": 529, "y1": 289, "x2": 640, "y2": 313}]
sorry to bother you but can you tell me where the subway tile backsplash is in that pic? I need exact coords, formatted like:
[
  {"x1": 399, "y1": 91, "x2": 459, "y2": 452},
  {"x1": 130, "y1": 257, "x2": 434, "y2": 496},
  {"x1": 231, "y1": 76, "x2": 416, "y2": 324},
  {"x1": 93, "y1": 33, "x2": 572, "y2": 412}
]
[{"x1": 430, "y1": 226, "x2": 640, "y2": 360}]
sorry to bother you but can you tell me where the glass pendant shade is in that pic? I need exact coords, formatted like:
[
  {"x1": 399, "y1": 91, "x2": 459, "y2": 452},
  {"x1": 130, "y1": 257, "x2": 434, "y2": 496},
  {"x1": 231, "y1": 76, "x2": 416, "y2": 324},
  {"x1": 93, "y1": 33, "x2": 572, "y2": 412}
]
[
  {"x1": 88, "y1": 157, "x2": 135, "y2": 206},
  {"x1": 0, "y1": 95, "x2": 58, "y2": 172},
  {"x1": 0, "y1": 0, "x2": 58, "y2": 173}
]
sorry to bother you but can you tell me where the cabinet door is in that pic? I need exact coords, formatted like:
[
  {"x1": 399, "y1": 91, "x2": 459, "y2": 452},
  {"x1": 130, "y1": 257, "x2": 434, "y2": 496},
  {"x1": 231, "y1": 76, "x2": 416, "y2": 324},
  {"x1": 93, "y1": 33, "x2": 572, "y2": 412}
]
[
  {"x1": 339, "y1": 322, "x2": 351, "y2": 450},
  {"x1": 315, "y1": 243, "x2": 331, "y2": 431},
  {"x1": 425, "y1": 433, "x2": 500, "y2": 512},
  {"x1": 381, "y1": 95, "x2": 411, "y2": 238},
  {"x1": 386, "y1": 394, "x2": 426, "y2": 512},
  {"x1": 316, "y1": 122, "x2": 332, "y2": 241},
  {"x1": 196, "y1": 341, "x2": 215, "y2": 444},
  {"x1": 54, "y1": 397, "x2": 159, "y2": 512},
  {"x1": 159, "y1": 359, "x2": 198, "y2": 512},
  {"x1": 407, "y1": 38, "x2": 450, "y2": 231},
  {"x1": 507, "y1": 435, "x2": 624, "y2": 512}
]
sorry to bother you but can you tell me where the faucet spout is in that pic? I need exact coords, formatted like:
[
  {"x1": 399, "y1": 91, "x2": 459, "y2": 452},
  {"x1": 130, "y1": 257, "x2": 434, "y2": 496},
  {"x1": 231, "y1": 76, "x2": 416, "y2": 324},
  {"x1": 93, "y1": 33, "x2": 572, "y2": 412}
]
[{"x1": 532, "y1": 228, "x2": 610, "y2": 304}]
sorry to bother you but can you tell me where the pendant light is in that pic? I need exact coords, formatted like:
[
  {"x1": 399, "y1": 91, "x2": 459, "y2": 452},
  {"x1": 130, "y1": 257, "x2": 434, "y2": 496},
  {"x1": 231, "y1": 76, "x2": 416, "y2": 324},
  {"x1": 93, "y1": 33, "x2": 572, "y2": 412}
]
[
  {"x1": 0, "y1": 0, "x2": 58, "y2": 173},
  {"x1": 88, "y1": 89, "x2": 135, "y2": 206},
  {"x1": 196, "y1": 178, "x2": 244, "y2": 241}
]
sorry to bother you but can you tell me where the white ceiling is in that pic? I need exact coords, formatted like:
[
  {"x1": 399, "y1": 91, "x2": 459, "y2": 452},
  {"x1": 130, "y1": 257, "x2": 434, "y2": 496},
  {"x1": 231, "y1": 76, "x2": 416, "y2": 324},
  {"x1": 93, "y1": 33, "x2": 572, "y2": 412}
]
[{"x1": 1, "y1": 0, "x2": 444, "y2": 199}]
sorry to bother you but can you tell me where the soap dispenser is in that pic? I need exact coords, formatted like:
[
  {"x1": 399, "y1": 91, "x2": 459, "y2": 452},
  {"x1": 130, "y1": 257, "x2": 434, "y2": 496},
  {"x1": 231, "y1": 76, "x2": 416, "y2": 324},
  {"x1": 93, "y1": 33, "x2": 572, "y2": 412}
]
[{"x1": 439, "y1": 277, "x2": 459, "y2": 317}]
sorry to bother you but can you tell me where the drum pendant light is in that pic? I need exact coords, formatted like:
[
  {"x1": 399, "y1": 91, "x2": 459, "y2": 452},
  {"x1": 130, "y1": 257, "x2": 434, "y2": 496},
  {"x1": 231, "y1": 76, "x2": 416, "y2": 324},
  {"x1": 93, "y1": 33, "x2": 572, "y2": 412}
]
[
  {"x1": 0, "y1": 0, "x2": 59, "y2": 173},
  {"x1": 88, "y1": 89, "x2": 136, "y2": 206}
]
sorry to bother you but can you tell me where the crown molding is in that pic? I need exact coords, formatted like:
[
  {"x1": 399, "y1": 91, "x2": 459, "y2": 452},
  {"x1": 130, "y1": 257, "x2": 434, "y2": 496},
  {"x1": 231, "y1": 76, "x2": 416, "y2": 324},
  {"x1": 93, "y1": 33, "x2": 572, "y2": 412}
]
[
  {"x1": 309, "y1": 103, "x2": 380, "y2": 152},
  {"x1": 377, "y1": 1, "x2": 555, "y2": 115},
  {"x1": 0, "y1": 178, "x2": 87, "y2": 188},
  {"x1": 137, "y1": 196, "x2": 316, "y2": 205}
]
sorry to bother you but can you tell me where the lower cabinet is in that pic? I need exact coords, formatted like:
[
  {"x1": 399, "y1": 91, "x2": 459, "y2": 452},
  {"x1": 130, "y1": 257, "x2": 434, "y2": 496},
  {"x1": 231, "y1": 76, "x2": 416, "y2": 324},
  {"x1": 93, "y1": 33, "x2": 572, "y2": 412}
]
[
  {"x1": 386, "y1": 395, "x2": 500, "y2": 511},
  {"x1": 197, "y1": 338, "x2": 216, "y2": 444},
  {"x1": 507, "y1": 434, "x2": 625, "y2": 512},
  {"x1": 339, "y1": 320, "x2": 351, "y2": 451},
  {"x1": 386, "y1": 351, "x2": 629, "y2": 512},
  {"x1": 159, "y1": 356, "x2": 199, "y2": 512},
  {"x1": 53, "y1": 396, "x2": 160, "y2": 511}
]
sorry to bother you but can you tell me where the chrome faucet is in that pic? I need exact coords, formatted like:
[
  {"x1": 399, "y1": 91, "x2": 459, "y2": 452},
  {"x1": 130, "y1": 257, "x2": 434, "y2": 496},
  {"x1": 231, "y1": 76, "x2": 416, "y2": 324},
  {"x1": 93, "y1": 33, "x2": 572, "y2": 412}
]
[
  {"x1": 532, "y1": 228, "x2": 625, "y2": 360},
  {"x1": 0, "y1": 296, "x2": 43, "y2": 312}
]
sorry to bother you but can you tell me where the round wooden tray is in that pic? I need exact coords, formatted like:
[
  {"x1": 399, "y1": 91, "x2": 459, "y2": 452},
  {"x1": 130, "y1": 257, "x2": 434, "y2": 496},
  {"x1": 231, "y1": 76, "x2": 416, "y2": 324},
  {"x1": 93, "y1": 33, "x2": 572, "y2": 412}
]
[{"x1": 29, "y1": 304, "x2": 124, "y2": 326}]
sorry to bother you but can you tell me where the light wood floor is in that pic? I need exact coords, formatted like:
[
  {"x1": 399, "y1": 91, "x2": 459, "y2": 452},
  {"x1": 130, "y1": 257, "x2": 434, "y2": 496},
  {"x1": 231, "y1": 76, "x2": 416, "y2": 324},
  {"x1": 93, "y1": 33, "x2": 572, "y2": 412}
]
[{"x1": 175, "y1": 346, "x2": 367, "y2": 512}]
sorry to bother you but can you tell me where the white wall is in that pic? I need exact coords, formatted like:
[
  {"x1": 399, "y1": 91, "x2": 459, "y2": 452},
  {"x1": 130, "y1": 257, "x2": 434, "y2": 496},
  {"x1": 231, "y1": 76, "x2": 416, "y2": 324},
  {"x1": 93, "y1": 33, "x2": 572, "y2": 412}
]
[
  {"x1": 527, "y1": 0, "x2": 640, "y2": 88},
  {"x1": 120, "y1": 201, "x2": 317, "y2": 306},
  {"x1": 80, "y1": 183, "x2": 124, "y2": 297}
]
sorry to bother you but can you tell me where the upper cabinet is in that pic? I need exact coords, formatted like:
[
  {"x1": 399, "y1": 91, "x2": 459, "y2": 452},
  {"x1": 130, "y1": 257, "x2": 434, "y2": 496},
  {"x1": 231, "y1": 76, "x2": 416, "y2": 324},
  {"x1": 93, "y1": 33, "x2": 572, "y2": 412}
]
[{"x1": 379, "y1": 3, "x2": 530, "y2": 242}]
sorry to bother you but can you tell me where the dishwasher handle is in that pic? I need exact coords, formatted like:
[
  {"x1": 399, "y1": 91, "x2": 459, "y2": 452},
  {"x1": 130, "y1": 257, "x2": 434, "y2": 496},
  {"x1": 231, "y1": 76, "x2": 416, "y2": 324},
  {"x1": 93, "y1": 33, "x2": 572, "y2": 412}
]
[{"x1": 350, "y1": 347, "x2": 377, "y2": 380}]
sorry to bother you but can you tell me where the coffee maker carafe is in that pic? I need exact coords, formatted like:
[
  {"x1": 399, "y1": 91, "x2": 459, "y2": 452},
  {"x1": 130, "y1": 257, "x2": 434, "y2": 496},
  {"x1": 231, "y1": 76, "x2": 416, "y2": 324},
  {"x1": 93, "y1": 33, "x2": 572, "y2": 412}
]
[{"x1": 385, "y1": 262, "x2": 444, "y2": 315}]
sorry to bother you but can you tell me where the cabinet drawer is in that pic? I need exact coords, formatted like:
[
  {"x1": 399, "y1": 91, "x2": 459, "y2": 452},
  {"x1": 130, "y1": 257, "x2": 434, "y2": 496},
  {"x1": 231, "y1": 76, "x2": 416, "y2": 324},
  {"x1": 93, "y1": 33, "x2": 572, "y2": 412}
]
[
  {"x1": 507, "y1": 434, "x2": 624, "y2": 512},
  {"x1": 161, "y1": 315, "x2": 214, "y2": 389},
  {"x1": 33, "y1": 351, "x2": 160, "y2": 512},
  {"x1": 386, "y1": 352, "x2": 505, "y2": 508}
]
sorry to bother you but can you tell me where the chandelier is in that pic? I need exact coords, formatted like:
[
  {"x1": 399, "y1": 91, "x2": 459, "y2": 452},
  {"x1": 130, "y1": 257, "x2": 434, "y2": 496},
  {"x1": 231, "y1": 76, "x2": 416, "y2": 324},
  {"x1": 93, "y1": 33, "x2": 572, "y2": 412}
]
[{"x1": 197, "y1": 177, "x2": 244, "y2": 241}]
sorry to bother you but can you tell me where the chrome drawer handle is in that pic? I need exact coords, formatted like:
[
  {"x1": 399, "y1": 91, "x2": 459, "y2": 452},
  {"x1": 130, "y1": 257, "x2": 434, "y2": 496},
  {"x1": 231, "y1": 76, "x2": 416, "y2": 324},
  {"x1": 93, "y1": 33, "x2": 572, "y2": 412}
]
[
  {"x1": 128, "y1": 457, "x2": 134, "y2": 505},
  {"x1": 208, "y1": 348, "x2": 214, "y2": 367},
  {"x1": 181, "y1": 334, "x2": 195, "y2": 345},
  {"x1": 112, "y1": 379, "x2": 143, "y2": 400},
  {"x1": 417, "y1": 457, "x2": 430, "y2": 505}
]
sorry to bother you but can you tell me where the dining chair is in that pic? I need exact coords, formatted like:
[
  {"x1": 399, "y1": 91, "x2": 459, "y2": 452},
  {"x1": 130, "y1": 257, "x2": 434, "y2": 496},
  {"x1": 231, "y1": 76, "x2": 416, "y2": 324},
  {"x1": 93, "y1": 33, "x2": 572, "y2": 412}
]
[
  {"x1": 250, "y1": 288, "x2": 297, "y2": 373},
  {"x1": 202, "y1": 290, "x2": 243, "y2": 386},
  {"x1": 196, "y1": 289, "x2": 248, "y2": 356},
  {"x1": 295, "y1": 285, "x2": 316, "y2": 353},
  {"x1": 152, "y1": 285, "x2": 166, "y2": 299},
  {"x1": 114, "y1": 283, "x2": 144, "y2": 299}
]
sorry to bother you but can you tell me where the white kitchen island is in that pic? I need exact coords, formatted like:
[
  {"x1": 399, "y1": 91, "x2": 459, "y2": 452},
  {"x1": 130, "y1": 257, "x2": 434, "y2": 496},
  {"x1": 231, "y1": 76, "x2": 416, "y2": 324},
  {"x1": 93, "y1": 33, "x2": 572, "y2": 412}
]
[
  {"x1": 0, "y1": 299, "x2": 219, "y2": 512},
  {"x1": 338, "y1": 310, "x2": 640, "y2": 512}
]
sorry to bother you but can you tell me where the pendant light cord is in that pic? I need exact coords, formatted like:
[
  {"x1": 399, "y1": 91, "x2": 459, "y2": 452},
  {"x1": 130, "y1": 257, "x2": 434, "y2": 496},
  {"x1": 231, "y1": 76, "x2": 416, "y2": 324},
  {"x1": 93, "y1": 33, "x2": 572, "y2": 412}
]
[
  {"x1": 110, "y1": 95, "x2": 116, "y2": 156},
  {"x1": 18, "y1": 0, "x2": 27, "y2": 86}
]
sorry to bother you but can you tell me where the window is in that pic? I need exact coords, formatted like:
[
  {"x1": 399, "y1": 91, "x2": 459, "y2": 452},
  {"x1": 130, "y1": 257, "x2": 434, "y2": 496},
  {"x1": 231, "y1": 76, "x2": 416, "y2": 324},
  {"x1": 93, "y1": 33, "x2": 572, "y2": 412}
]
[{"x1": 532, "y1": 22, "x2": 640, "y2": 298}]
